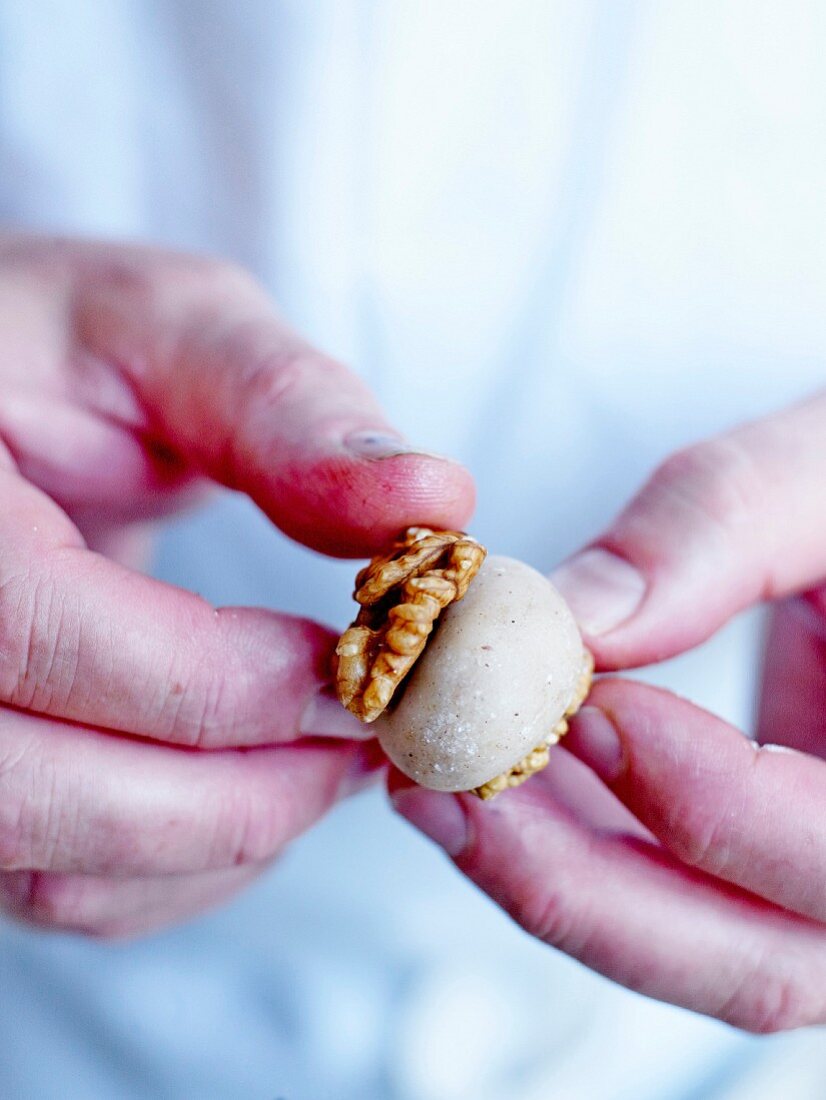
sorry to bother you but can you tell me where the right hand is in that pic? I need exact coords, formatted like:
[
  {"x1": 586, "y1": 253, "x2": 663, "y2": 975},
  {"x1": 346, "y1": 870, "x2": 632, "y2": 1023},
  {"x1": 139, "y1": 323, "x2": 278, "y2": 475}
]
[
  {"x1": 0, "y1": 233, "x2": 475, "y2": 937},
  {"x1": 393, "y1": 392, "x2": 826, "y2": 1032}
]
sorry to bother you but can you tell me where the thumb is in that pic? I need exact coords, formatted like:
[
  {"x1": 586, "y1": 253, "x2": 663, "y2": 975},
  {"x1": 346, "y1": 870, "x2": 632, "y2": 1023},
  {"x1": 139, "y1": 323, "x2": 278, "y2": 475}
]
[
  {"x1": 551, "y1": 390, "x2": 826, "y2": 668},
  {"x1": 79, "y1": 252, "x2": 475, "y2": 556}
]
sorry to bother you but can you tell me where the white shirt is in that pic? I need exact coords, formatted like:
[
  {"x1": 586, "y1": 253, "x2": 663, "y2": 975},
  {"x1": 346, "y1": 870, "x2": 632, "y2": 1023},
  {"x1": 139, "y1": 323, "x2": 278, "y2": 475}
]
[{"x1": 0, "y1": 3, "x2": 825, "y2": 1097}]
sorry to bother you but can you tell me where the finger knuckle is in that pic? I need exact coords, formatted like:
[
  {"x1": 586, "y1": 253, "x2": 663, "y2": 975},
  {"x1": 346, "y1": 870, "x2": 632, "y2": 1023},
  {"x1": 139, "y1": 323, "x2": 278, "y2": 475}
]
[
  {"x1": 207, "y1": 341, "x2": 338, "y2": 488},
  {"x1": 151, "y1": 629, "x2": 269, "y2": 749},
  {"x1": 186, "y1": 254, "x2": 256, "y2": 296},
  {"x1": 156, "y1": 608, "x2": 320, "y2": 749},
  {"x1": 153, "y1": 667, "x2": 233, "y2": 749},
  {"x1": 720, "y1": 967, "x2": 814, "y2": 1034},
  {"x1": 165, "y1": 255, "x2": 261, "y2": 314},
  {"x1": 0, "y1": 742, "x2": 48, "y2": 871},
  {"x1": 237, "y1": 348, "x2": 351, "y2": 425},
  {"x1": 649, "y1": 438, "x2": 765, "y2": 547},
  {"x1": 516, "y1": 881, "x2": 577, "y2": 948},
  {"x1": 214, "y1": 789, "x2": 285, "y2": 868},
  {"x1": 112, "y1": 251, "x2": 254, "y2": 304},
  {"x1": 0, "y1": 571, "x2": 35, "y2": 705},
  {"x1": 14, "y1": 873, "x2": 99, "y2": 935},
  {"x1": 0, "y1": 568, "x2": 77, "y2": 715},
  {"x1": 0, "y1": 808, "x2": 27, "y2": 870},
  {"x1": 665, "y1": 797, "x2": 734, "y2": 878},
  {"x1": 74, "y1": 250, "x2": 261, "y2": 341}
]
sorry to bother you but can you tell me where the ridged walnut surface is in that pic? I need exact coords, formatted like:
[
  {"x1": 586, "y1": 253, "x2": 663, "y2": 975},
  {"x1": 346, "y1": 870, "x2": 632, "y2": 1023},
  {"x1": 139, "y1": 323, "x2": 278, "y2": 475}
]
[{"x1": 335, "y1": 527, "x2": 487, "y2": 723}]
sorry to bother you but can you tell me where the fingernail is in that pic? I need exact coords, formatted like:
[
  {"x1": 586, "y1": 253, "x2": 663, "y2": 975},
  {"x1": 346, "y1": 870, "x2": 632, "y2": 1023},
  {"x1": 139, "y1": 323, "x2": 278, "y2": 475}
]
[
  {"x1": 566, "y1": 706, "x2": 624, "y2": 782},
  {"x1": 551, "y1": 548, "x2": 646, "y2": 636},
  {"x1": 344, "y1": 430, "x2": 447, "y2": 461},
  {"x1": 391, "y1": 786, "x2": 468, "y2": 857},
  {"x1": 338, "y1": 742, "x2": 387, "y2": 798},
  {"x1": 299, "y1": 689, "x2": 373, "y2": 740}
]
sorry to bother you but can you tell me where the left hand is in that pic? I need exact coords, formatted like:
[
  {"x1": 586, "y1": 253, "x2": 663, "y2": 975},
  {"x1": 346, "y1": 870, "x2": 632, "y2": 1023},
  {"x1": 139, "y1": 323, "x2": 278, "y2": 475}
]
[
  {"x1": 0, "y1": 234, "x2": 475, "y2": 938},
  {"x1": 392, "y1": 391, "x2": 826, "y2": 1033}
]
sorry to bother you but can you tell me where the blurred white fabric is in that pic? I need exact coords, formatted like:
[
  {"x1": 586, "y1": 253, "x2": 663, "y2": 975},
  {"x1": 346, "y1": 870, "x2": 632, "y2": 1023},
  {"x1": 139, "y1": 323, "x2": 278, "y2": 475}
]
[{"x1": 0, "y1": 2, "x2": 825, "y2": 1097}]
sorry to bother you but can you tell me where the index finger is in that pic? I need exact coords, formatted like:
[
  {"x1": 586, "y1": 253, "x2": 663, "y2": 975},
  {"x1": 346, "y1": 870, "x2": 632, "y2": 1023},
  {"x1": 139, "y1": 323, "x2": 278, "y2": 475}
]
[
  {"x1": 390, "y1": 760, "x2": 826, "y2": 1033},
  {"x1": 69, "y1": 242, "x2": 475, "y2": 556},
  {"x1": 565, "y1": 678, "x2": 826, "y2": 923}
]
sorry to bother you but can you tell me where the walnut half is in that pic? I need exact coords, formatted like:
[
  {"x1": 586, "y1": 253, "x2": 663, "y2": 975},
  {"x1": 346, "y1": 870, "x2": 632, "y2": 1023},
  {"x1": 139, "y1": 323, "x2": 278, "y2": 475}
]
[
  {"x1": 335, "y1": 531, "x2": 593, "y2": 801},
  {"x1": 335, "y1": 527, "x2": 487, "y2": 722}
]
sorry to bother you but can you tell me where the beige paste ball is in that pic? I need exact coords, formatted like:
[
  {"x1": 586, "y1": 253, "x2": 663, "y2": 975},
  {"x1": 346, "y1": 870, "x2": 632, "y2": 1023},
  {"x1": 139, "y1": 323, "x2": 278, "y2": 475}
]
[{"x1": 375, "y1": 555, "x2": 585, "y2": 792}]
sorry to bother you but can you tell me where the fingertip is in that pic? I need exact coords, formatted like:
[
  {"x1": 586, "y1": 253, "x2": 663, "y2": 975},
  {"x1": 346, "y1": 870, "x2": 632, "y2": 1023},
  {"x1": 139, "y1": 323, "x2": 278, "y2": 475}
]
[
  {"x1": 337, "y1": 739, "x2": 387, "y2": 799},
  {"x1": 551, "y1": 548, "x2": 647, "y2": 638},
  {"x1": 298, "y1": 688, "x2": 374, "y2": 741},
  {"x1": 586, "y1": 676, "x2": 694, "y2": 730},
  {"x1": 269, "y1": 450, "x2": 476, "y2": 557},
  {"x1": 565, "y1": 705, "x2": 624, "y2": 784},
  {"x1": 386, "y1": 765, "x2": 415, "y2": 798},
  {"x1": 582, "y1": 677, "x2": 689, "y2": 751},
  {"x1": 548, "y1": 539, "x2": 695, "y2": 671},
  {"x1": 563, "y1": 679, "x2": 661, "y2": 783},
  {"x1": 389, "y1": 778, "x2": 469, "y2": 857},
  {"x1": 578, "y1": 678, "x2": 746, "y2": 799},
  {"x1": 585, "y1": 675, "x2": 649, "y2": 712},
  {"x1": 364, "y1": 450, "x2": 476, "y2": 534}
]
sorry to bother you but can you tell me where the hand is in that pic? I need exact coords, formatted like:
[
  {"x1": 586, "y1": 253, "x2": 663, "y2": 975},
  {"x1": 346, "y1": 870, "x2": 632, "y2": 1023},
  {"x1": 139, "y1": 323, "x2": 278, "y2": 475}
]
[
  {"x1": 392, "y1": 391, "x2": 826, "y2": 1032},
  {"x1": 0, "y1": 233, "x2": 474, "y2": 937}
]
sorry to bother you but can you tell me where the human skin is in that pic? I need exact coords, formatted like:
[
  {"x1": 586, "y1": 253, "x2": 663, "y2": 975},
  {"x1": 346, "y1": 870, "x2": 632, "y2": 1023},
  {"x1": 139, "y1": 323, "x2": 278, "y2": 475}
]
[
  {"x1": 0, "y1": 233, "x2": 475, "y2": 937},
  {"x1": 392, "y1": 392, "x2": 826, "y2": 1032}
]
